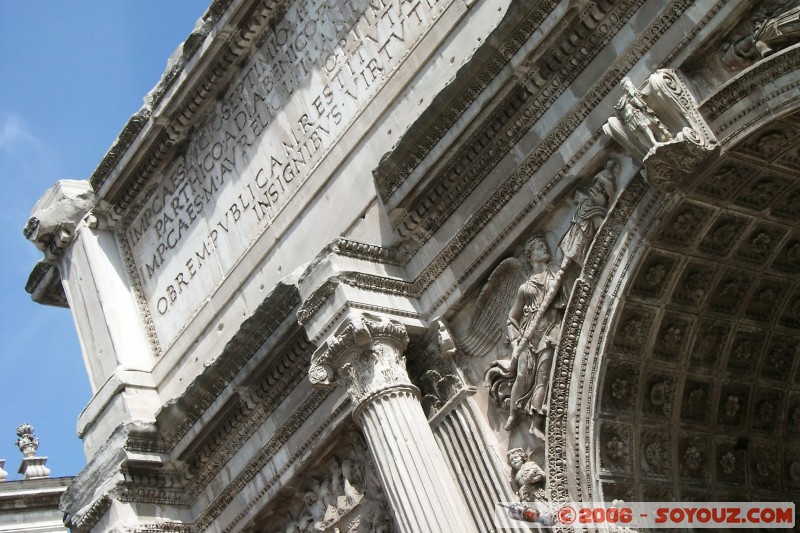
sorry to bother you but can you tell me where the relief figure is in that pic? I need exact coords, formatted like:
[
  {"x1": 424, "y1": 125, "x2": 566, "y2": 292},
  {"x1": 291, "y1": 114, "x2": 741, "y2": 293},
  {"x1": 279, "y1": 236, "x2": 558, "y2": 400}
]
[
  {"x1": 754, "y1": 0, "x2": 800, "y2": 57},
  {"x1": 458, "y1": 163, "x2": 617, "y2": 438},
  {"x1": 507, "y1": 448, "x2": 546, "y2": 503},
  {"x1": 484, "y1": 236, "x2": 567, "y2": 438},
  {"x1": 612, "y1": 78, "x2": 672, "y2": 156},
  {"x1": 723, "y1": 1, "x2": 800, "y2": 69},
  {"x1": 559, "y1": 160, "x2": 617, "y2": 269}
]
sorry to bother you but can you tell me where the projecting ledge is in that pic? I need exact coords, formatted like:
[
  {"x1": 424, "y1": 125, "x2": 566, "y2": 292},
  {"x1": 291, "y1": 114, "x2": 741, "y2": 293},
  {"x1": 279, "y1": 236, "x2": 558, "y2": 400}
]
[
  {"x1": 295, "y1": 245, "x2": 424, "y2": 345},
  {"x1": 76, "y1": 369, "x2": 159, "y2": 457},
  {"x1": 25, "y1": 261, "x2": 68, "y2": 308}
]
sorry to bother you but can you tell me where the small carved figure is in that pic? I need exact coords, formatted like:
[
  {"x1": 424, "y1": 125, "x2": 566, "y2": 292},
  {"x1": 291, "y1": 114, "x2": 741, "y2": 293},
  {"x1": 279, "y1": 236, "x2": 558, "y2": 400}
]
[
  {"x1": 340, "y1": 456, "x2": 364, "y2": 506},
  {"x1": 604, "y1": 70, "x2": 717, "y2": 189},
  {"x1": 613, "y1": 78, "x2": 672, "y2": 154},
  {"x1": 303, "y1": 488, "x2": 326, "y2": 524},
  {"x1": 606, "y1": 435, "x2": 625, "y2": 461},
  {"x1": 558, "y1": 160, "x2": 617, "y2": 269},
  {"x1": 507, "y1": 448, "x2": 546, "y2": 503},
  {"x1": 484, "y1": 236, "x2": 567, "y2": 437}
]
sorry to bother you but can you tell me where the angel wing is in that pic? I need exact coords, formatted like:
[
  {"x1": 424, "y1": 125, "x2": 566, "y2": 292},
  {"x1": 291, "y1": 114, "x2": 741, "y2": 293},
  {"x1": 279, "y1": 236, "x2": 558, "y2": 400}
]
[{"x1": 455, "y1": 257, "x2": 527, "y2": 357}]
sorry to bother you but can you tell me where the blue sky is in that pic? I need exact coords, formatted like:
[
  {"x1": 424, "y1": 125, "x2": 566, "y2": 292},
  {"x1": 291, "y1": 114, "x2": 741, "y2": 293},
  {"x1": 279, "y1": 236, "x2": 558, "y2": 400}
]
[{"x1": 0, "y1": 2, "x2": 210, "y2": 479}]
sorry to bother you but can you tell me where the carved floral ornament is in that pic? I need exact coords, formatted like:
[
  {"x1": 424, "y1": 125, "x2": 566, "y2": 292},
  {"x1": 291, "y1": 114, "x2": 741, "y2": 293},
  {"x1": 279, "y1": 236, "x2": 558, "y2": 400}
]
[{"x1": 308, "y1": 313, "x2": 411, "y2": 406}]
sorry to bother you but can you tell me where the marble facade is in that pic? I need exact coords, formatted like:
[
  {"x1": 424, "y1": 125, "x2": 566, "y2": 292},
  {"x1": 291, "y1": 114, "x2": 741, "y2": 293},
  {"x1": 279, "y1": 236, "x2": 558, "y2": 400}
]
[{"x1": 25, "y1": 0, "x2": 800, "y2": 531}]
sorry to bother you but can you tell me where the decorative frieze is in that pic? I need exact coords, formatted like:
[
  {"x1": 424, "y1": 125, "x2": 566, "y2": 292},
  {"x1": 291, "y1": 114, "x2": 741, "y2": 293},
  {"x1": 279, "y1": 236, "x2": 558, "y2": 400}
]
[
  {"x1": 387, "y1": 0, "x2": 643, "y2": 247},
  {"x1": 66, "y1": 495, "x2": 112, "y2": 533},
  {"x1": 258, "y1": 432, "x2": 392, "y2": 533},
  {"x1": 161, "y1": 290, "x2": 302, "y2": 447},
  {"x1": 194, "y1": 389, "x2": 340, "y2": 532}
]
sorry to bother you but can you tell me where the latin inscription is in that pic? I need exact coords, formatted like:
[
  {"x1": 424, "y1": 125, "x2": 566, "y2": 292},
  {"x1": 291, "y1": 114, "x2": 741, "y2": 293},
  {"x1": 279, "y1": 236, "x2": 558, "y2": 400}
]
[{"x1": 124, "y1": 0, "x2": 449, "y2": 345}]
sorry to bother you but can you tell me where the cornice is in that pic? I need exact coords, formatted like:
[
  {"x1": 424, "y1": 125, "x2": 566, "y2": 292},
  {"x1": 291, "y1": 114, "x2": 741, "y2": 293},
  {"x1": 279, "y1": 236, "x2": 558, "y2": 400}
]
[
  {"x1": 373, "y1": 0, "x2": 561, "y2": 202},
  {"x1": 158, "y1": 284, "x2": 301, "y2": 449},
  {"x1": 180, "y1": 338, "x2": 311, "y2": 499},
  {"x1": 331, "y1": 238, "x2": 409, "y2": 266},
  {"x1": 194, "y1": 391, "x2": 345, "y2": 532},
  {"x1": 701, "y1": 44, "x2": 800, "y2": 144},
  {"x1": 67, "y1": 494, "x2": 111, "y2": 532},
  {"x1": 380, "y1": 0, "x2": 642, "y2": 247},
  {"x1": 24, "y1": 261, "x2": 68, "y2": 308},
  {"x1": 129, "y1": 524, "x2": 194, "y2": 533},
  {"x1": 298, "y1": 0, "x2": 702, "y2": 327},
  {"x1": 91, "y1": 0, "x2": 290, "y2": 218},
  {"x1": 414, "y1": 0, "x2": 705, "y2": 312}
]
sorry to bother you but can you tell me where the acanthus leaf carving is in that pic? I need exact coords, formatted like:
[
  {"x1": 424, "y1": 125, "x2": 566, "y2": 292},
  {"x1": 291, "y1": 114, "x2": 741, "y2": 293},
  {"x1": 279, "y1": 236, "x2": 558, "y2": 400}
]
[{"x1": 309, "y1": 313, "x2": 411, "y2": 406}]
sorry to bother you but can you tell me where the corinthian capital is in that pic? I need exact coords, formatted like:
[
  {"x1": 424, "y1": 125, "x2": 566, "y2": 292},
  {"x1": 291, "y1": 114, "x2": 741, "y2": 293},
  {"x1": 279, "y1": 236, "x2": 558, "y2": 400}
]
[{"x1": 309, "y1": 313, "x2": 411, "y2": 405}]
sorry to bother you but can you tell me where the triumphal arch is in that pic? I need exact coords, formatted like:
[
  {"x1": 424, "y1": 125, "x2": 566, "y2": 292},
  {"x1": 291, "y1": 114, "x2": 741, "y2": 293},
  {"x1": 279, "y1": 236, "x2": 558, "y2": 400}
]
[{"x1": 25, "y1": 0, "x2": 800, "y2": 530}]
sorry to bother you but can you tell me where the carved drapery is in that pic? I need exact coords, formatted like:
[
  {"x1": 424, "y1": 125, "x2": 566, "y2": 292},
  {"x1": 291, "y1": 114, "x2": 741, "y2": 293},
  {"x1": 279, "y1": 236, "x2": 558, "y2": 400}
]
[{"x1": 309, "y1": 313, "x2": 477, "y2": 533}]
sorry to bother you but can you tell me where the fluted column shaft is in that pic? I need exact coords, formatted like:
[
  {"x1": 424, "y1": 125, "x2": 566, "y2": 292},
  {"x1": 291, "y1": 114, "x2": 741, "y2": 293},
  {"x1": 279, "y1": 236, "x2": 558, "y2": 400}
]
[{"x1": 310, "y1": 313, "x2": 477, "y2": 533}]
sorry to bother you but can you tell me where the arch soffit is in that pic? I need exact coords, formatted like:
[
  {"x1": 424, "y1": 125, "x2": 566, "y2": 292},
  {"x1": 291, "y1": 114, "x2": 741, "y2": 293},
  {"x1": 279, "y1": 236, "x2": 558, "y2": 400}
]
[{"x1": 548, "y1": 47, "x2": 800, "y2": 506}]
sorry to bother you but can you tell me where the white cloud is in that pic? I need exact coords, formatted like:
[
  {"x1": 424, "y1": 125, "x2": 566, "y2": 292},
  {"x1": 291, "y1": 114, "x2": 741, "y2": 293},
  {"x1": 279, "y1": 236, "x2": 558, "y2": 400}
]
[{"x1": 0, "y1": 115, "x2": 37, "y2": 149}]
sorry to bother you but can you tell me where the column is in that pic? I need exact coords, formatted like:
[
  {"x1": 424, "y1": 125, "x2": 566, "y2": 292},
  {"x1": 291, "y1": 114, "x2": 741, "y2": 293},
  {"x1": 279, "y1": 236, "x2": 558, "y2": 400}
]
[{"x1": 309, "y1": 312, "x2": 478, "y2": 533}]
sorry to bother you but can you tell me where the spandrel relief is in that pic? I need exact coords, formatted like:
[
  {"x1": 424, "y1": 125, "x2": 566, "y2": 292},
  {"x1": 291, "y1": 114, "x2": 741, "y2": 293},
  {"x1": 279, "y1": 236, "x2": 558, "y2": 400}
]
[
  {"x1": 260, "y1": 432, "x2": 392, "y2": 533},
  {"x1": 445, "y1": 160, "x2": 620, "y2": 512},
  {"x1": 507, "y1": 448, "x2": 546, "y2": 503},
  {"x1": 483, "y1": 234, "x2": 566, "y2": 439},
  {"x1": 455, "y1": 161, "x2": 618, "y2": 440}
]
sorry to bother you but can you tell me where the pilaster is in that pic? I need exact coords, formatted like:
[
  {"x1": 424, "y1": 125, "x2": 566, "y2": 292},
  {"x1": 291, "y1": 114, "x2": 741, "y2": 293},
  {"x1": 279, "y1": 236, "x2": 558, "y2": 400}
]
[{"x1": 25, "y1": 181, "x2": 160, "y2": 461}]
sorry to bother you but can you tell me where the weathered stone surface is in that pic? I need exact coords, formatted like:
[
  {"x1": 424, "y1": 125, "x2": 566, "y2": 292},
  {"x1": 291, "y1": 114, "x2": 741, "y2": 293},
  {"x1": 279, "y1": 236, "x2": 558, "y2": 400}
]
[{"x1": 24, "y1": 0, "x2": 800, "y2": 530}]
